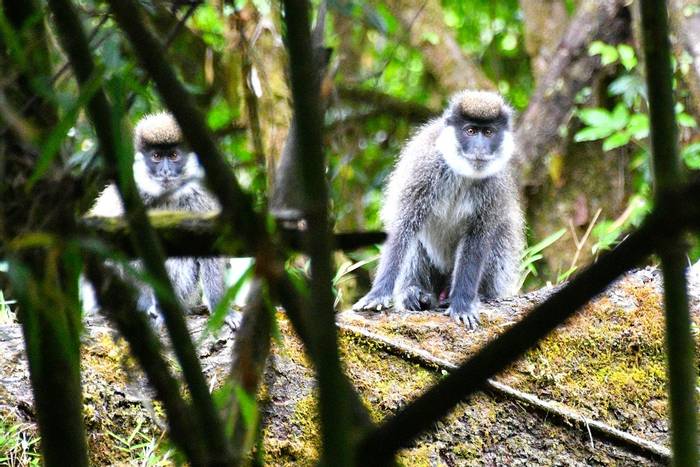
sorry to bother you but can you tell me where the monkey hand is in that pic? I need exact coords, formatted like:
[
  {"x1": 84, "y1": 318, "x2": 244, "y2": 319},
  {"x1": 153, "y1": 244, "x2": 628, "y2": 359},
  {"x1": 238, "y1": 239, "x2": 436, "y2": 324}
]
[
  {"x1": 444, "y1": 301, "x2": 481, "y2": 329},
  {"x1": 225, "y1": 310, "x2": 243, "y2": 331},
  {"x1": 396, "y1": 285, "x2": 436, "y2": 311},
  {"x1": 353, "y1": 289, "x2": 393, "y2": 312}
]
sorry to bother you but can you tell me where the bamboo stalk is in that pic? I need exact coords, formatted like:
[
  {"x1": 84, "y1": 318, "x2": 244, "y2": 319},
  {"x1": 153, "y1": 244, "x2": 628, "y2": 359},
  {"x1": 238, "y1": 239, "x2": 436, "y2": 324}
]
[
  {"x1": 639, "y1": 1, "x2": 698, "y2": 464},
  {"x1": 280, "y1": 1, "x2": 353, "y2": 464}
]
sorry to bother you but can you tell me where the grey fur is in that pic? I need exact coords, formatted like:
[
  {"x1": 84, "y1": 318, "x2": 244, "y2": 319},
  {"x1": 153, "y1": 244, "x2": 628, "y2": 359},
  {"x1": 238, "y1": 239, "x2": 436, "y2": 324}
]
[
  {"x1": 82, "y1": 114, "x2": 236, "y2": 327},
  {"x1": 353, "y1": 91, "x2": 524, "y2": 328}
]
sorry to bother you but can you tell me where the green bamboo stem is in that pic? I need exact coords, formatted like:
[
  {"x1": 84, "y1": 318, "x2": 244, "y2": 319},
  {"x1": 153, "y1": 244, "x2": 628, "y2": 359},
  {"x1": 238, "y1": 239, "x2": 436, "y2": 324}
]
[{"x1": 639, "y1": 1, "x2": 698, "y2": 465}]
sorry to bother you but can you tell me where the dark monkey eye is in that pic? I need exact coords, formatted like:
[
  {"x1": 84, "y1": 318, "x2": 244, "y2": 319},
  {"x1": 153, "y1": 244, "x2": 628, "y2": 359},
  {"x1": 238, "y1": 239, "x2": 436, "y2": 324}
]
[
  {"x1": 168, "y1": 151, "x2": 179, "y2": 161},
  {"x1": 483, "y1": 128, "x2": 494, "y2": 137},
  {"x1": 151, "y1": 151, "x2": 162, "y2": 162},
  {"x1": 465, "y1": 127, "x2": 476, "y2": 136}
]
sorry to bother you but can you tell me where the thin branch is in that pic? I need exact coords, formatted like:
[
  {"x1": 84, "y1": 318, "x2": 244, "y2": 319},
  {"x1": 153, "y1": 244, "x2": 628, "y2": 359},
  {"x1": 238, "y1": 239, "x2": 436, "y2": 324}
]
[
  {"x1": 640, "y1": 1, "x2": 698, "y2": 464},
  {"x1": 2, "y1": 1, "x2": 88, "y2": 465},
  {"x1": 336, "y1": 85, "x2": 438, "y2": 123},
  {"x1": 356, "y1": 180, "x2": 700, "y2": 465},
  {"x1": 46, "y1": 0, "x2": 230, "y2": 461},
  {"x1": 81, "y1": 213, "x2": 385, "y2": 257}
]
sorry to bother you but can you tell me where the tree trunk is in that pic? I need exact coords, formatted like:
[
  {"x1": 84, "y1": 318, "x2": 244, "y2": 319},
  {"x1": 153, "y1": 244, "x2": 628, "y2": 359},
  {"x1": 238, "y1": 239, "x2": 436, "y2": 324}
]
[
  {"x1": 669, "y1": 0, "x2": 700, "y2": 114},
  {"x1": 384, "y1": 0, "x2": 495, "y2": 96},
  {"x1": 515, "y1": 0, "x2": 631, "y2": 184},
  {"x1": 519, "y1": 0, "x2": 570, "y2": 83}
]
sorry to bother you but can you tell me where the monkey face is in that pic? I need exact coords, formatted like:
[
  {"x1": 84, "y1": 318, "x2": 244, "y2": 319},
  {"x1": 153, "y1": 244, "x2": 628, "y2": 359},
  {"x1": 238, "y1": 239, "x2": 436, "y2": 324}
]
[
  {"x1": 141, "y1": 145, "x2": 190, "y2": 186},
  {"x1": 436, "y1": 111, "x2": 514, "y2": 179}
]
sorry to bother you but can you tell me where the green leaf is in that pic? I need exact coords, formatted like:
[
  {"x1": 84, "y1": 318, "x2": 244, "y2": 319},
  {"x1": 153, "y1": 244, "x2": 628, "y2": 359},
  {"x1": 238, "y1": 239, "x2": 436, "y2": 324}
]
[
  {"x1": 574, "y1": 126, "x2": 616, "y2": 142},
  {"x1": 234, "y1": 385, "x2": 258, "y2": 432},
  {"x1": 677, "y1": 112, "x2": 697, "y2": 128},
  {"x1": 577, "y1": 108, "x2": 612, "y2": 127},
  {"x1": 28, "y1": 70, "x2": 103, "y2": 189},
  {"x1": 522, "y1": 229, "x2": 566, "y2": 257},
  {"x1": 627, "y1": 113, "x2": 649, "y2": 139},
  {"x1": 682, "y1": 142, "x2": 700, "y2": 169},
  {"x1": 603, "y1": 131, "x2": 631, "y2": 151},
  {"x1": 589, "y1": 41, "x2": 618, "y2": 66},
  {"x1": 617, "y1": 44, "x2": 637, "y2": 71},
  {"x1": 610, "y1": 103, "x2": 630, "y2": 130}
]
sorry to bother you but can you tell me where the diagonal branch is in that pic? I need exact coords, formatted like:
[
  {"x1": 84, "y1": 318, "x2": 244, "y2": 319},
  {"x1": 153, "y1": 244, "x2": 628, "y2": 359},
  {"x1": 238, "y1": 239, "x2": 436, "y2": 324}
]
[
  {"x1": 356, "y1": 180, "x2": 700, "y2": 465},
  {"x1": 515, "y1": 0, "x2": 630, "y2": 184}
]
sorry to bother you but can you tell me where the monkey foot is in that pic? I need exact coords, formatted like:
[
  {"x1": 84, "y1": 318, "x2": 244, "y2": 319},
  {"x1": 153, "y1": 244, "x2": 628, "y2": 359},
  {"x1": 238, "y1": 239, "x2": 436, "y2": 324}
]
[
  {"x1": 444, "y1": 303, "x2": 481, "y2": 329},
  {"x1": 396, "y1": 286, "x2": 436, "y2": 311},
  {"x1": 353, "y1": 291, "x2": 393, "y2": 312}
]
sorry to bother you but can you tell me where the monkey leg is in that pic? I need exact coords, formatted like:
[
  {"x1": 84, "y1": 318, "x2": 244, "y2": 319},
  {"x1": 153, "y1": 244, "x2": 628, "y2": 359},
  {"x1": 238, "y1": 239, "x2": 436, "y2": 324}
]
[
  {"x1": 198, "y1": 258, "x2": 241, "y2": 329},
  {"x1": 445, "y1": 233, "x2": 489, "y2": 329},
  {"x1": 394, "y1": 240, "x2": 438, "y2": 311},
  {"x1": 198, "y1": 258, "x2": 225, "y2": 311}
]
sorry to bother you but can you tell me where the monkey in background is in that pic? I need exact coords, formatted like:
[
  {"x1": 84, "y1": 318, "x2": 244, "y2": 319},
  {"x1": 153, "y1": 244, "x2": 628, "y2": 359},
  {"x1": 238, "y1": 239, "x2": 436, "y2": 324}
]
[
  {"x1": 353, "y1": 90, "x2": 524, "y2": 328},
  {"x1": 82, "y1": 112, "x2": 238, "y2": 327}
]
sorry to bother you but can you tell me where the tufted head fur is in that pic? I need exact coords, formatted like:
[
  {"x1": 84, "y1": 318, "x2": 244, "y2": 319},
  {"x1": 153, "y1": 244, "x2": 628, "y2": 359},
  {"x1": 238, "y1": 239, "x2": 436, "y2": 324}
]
[
  {"x1": 449, "y1": 90, "x2": 512, "y2": 122},
  {"x1": 134, "y1": 112, "x2": 183, "y2": 151}
]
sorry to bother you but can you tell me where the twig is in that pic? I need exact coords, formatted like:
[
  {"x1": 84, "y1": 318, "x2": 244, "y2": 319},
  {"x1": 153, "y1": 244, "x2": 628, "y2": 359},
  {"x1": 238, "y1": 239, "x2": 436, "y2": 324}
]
[
  {"x1": 339, "y1": 322, "x2": 672, "y2": 462},
  {"x1": 569, "y1": 207, "x2": 602, "y2": 272}
]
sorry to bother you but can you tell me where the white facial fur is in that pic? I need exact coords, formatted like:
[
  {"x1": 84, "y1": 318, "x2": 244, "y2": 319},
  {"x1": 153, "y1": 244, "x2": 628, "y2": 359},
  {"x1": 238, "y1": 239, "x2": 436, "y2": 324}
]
[
  {"x1": 435, "y1": 125, "x2": 514, "y2": 179},
  {"x1": 133, "y1": 151, "x2": 164, "y2": 196}
]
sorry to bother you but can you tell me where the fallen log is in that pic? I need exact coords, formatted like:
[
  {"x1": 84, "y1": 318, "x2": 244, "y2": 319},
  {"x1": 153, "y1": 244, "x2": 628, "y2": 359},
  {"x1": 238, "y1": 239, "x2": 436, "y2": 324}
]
[{"x1": 1, "y1": 265, "x2": 697, "y2": 464}]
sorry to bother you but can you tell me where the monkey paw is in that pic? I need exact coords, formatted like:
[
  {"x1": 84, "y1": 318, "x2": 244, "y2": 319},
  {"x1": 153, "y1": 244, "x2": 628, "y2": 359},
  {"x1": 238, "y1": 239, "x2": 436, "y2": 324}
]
[
  {"x1": 353, "y1": 290, "x2": 394, "y2": 312},
  {"x1": 396, "y1": 286, "x2": 436, "y2": 311},
  {"x1": 224, "y1": 311, "x2": 243, "y2": 331},
  {"x1": 444, "y1": 302, "x2": 481, "y2": 329}
]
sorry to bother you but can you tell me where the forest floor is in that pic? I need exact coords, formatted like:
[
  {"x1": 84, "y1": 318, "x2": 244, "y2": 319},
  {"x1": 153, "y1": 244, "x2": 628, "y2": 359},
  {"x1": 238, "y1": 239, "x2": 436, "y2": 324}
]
[{"x1": 1, "y1": 266, "x2": 698, "y2": 465}]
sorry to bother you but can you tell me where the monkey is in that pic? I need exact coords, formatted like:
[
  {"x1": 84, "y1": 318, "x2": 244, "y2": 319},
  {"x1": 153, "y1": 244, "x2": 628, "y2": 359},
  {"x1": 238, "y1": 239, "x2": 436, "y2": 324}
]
[
  {"x1": 81, "y1": 112, "x2": 240, "y2": 328},
  {"x1": 353, "y1": 90, "x2": 524, "y2": 328}
]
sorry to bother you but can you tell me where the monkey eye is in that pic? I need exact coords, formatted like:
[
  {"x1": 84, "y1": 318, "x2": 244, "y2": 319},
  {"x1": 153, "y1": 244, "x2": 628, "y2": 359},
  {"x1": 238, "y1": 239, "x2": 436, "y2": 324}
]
[
  {"x1": 483, "y1": 128, "x2": 494, "y2": 137},
  {"x1": 151, "y1": 151, "x2": 162, "y2": 162},
  {"x1": 167, "y1": 151, "x2": 179, "y2": 161},
  {"x1": 464, "y1": 127, "x2": 477, "y2": 136}
]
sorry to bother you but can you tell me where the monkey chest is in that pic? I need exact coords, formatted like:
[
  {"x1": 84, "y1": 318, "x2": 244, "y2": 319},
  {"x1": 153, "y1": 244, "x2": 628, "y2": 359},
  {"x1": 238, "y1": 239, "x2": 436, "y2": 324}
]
[{"x1": 417, "y1": 191, "x2": 476, "y2": 271}]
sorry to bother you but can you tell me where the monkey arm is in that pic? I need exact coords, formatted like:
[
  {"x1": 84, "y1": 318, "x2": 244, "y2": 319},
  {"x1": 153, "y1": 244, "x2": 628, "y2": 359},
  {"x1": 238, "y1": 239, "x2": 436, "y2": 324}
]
[
  {"x1": 445, "y1": 223, "x2": 493, "y2": 328},
  {"x1": 393, "y1": 240, "x2": 438, "y2": 311}
]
